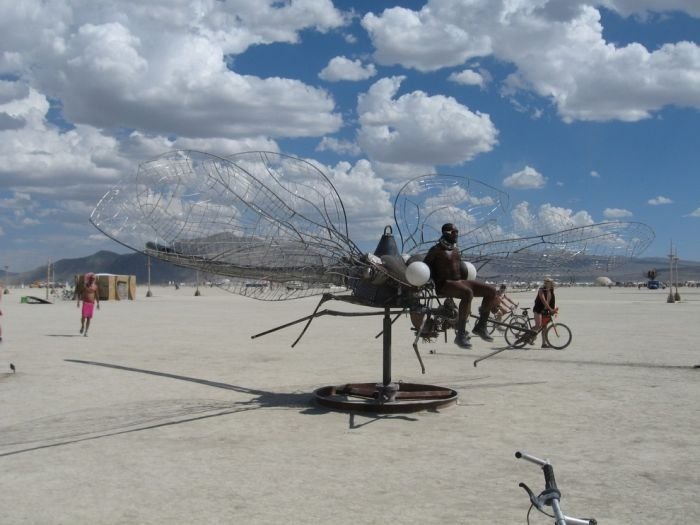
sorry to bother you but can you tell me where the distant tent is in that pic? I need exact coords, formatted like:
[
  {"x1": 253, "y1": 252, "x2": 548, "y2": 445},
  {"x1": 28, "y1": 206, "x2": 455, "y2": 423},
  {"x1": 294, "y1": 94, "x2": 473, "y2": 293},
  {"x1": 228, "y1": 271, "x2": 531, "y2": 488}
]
[
  {"x1": 595, "y1": 276, "x2": 613, "y2": 286},
  {"x1": 75, "y1": 273, "x2": 136, "y2": 300}
]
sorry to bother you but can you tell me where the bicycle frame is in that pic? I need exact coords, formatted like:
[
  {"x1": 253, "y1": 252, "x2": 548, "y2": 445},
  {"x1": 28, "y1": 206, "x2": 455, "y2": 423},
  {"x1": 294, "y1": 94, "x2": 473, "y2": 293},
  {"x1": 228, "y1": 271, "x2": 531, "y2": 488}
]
[
  {"x1": 508, "y1": 311, "x2": 557, "y2": 347},
  {"x1": 474, "y1": 311, "x2": 571, "y2": 366},
  {"x1": 487, "y1": 306, "x2": 527, "y2": 334}
]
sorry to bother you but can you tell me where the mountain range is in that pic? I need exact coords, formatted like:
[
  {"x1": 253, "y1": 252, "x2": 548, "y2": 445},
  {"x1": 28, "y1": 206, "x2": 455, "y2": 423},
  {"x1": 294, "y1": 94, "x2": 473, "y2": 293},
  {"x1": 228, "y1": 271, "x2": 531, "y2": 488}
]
[
  {"x1": 6, "y1": 251, "x2": 199, "y2": 287},
  {"x1": 5, "y1": 250, "x2": 700, "y2": 287}
]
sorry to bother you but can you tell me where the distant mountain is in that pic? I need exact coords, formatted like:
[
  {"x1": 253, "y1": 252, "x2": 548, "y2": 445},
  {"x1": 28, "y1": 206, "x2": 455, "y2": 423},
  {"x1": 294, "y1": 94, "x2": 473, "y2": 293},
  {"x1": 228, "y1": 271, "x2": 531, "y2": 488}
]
[
  {"x1": 587, "y1": 256, "x2": 700, "y2": 283},
  {"x1": 7, "y1": 251, "x2": 700, "y2": 287},
  {"x1": 11, "y1": 251, "x2": 200, "y2": 286},
  {"x1": 478, "y1": 255, "x2": 700, "y2": 283}
]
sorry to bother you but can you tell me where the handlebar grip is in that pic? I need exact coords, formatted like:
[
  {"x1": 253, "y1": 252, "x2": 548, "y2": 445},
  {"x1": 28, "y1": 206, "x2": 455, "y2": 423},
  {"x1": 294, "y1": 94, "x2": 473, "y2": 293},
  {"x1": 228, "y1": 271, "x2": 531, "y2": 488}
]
[
  {"x1": 515, "y1": 451, "x2": 558, "y2": 489},
  {"x1": 542, "y1": 463, "x2": 558, "y2": 491}
]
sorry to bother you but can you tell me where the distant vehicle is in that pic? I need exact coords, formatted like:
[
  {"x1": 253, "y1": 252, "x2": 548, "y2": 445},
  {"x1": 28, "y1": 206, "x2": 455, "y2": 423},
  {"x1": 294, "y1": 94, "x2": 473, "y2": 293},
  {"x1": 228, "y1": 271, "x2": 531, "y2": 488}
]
[
  {"x1": 647, "y1": 280, "x2": 660, "y2": 289},
  {"x1": 29, "y1": 281, "x2": 65, "y2": 288},
  {"x1": 285, "y1": 281, "x2": 307, "y2": 290}
]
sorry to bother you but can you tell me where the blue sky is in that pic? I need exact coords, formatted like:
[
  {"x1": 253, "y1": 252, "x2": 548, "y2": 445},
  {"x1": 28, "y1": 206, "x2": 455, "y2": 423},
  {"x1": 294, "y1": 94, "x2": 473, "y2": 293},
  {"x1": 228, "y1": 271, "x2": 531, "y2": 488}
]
[{"x1": 1, "y1": 0, "x2": 700, "y2": 273}]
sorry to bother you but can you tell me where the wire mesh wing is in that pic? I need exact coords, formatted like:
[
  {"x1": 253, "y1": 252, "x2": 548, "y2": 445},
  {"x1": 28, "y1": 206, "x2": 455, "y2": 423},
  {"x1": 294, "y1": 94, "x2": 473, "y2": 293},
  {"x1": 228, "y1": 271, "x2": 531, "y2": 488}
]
[
  {"x1": 90, "y1": 150, "x2": 363, "y2": 300},
  {"x1": 462, "y1": 221, "x2": 655, "y2": 280},
  {"x1": 393, "y1": 174, "x2": 654, "y2": 280},
  {"x1": 393, "y1": 174, "x2": 510, "y2": 254}
]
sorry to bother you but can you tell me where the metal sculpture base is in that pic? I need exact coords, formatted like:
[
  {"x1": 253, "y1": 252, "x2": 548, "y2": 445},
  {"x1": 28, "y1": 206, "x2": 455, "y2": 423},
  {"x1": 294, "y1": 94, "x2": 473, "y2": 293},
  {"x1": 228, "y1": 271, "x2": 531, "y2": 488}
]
[
  {"x1": 314, "y1": 382, "x2": 458, "y2": 413},
  {"x1": 251, "y1": 297, "x2": 459, "y2": 413},
  {"x1": 313, "y1": 307, "x2": 458, "y2": 413}
]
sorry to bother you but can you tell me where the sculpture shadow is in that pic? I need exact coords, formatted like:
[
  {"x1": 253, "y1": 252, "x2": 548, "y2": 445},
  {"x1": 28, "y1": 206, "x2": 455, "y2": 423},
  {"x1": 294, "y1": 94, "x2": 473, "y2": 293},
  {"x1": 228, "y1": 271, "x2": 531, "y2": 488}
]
[
  {"x1": 65, "y1": 358, "x2": 314, "y2": 409},
  {"x1": 64, "y1": 360, "x2": 418, "y2": 428}
]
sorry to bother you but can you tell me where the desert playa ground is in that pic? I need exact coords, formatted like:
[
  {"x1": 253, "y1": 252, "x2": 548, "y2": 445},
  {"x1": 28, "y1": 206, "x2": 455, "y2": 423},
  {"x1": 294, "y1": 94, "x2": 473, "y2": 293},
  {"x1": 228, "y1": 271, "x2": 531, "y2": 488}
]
[{"x1": 1, "y1": 284, "x2": 699, "y2": 524}]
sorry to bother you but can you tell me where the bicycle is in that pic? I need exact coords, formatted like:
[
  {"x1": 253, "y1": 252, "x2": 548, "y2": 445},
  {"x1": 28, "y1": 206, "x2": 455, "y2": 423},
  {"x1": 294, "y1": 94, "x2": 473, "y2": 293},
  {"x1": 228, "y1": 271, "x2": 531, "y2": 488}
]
[
  {"x1": 504, "y1": 309, "x2": 572, "y2": 350},
  {"x1": 515, "y1": 451, "x2": 597, "y2": 525},
  {"x1": 486, "y1": 304, "x2": 527, "y2": 335}
]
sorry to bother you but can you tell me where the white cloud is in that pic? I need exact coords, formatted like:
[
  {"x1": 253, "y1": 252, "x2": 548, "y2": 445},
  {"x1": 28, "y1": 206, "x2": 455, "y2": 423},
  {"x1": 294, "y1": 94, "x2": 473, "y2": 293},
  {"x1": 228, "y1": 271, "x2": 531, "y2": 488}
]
[
  {"x1": 648, "y1": 195, "x2": 673, "y2": 205},
  {"x1": 0, "y1": 191, "x2": 40, "y2": 232},
  {"x1": 0, "y1": 87, "x2": 127, "y2": 193},
  {"x1": 511, "y1": 201, "x2": 534, "y2": 232},
  {"x1": 316, "y1": 137, "x2": 362, "y2": 156},
  {"x1": 363, "y1": 1, "x2": 700, "y2": 122},
  {"x1": 603, "y1": 207, "x2": 633, "y2": 218},
  {"x1": 503, "y1": 166, "x2": 546, "y2": 189},
  {"x1": 0, "y1": 80, "x2": 30, "y2": 103},
  {"x1": 369, "y1": 161, "x2": 436, "y2": 188},
  {"x1": 590, "y1": 170, "x2": 600, "y2": 178},
  {"x1": 324, "y1": 159, "x2": 394, "y2": 241},
  {"x1": 357, "y1": 76, "x2": 498, "y2": 168},
  {"x1": 448, "y1": 68, "x2": 487, "y2": 88},
  {"x1": 600, "y1": 1, "x2": 700, "y2": 19},
  {"x1": 537, "y1": 203, "x2": 594, "y2": 232},
  {"x1": 2, "y1": 1, "x2": 345, "y2": 140},
  {"x1": 319, "y1": 56, "x2": 377, "y2": 81},
  {"x1": 0, "y1": 0, "x2": 351, "y2": 268},
  {"x1": 510, "y1": 201, "x2": 594, "y2": 235},
  {"x1": 689, "y1": 208, "x2": 700, "y2": 217},
  {"x1": 117, "y1": 132, "x2": 279, "y2": 161}
]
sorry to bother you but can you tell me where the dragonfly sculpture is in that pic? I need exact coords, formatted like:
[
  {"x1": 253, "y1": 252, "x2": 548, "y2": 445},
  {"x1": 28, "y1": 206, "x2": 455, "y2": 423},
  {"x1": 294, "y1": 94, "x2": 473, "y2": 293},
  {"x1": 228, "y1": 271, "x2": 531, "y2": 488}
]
[{"x1": 90, "y1": 150, "x2": 654, "y2": 411}]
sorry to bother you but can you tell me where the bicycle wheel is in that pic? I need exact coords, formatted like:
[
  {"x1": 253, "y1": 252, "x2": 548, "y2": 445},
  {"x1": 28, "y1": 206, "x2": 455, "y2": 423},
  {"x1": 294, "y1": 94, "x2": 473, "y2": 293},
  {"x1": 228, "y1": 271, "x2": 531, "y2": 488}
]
[
  {"x1": 544, "y1": 322, "x2": 572, "y2": 349},
  {"x1": 486, "y1": 313, "x2": 504, "y2": 335},
  {"x1": 505, "y1": 321, "x2": 532, "y2": 348},
  {"x1": 486, "y1": 314, "x2": 496, "y2": 335}
]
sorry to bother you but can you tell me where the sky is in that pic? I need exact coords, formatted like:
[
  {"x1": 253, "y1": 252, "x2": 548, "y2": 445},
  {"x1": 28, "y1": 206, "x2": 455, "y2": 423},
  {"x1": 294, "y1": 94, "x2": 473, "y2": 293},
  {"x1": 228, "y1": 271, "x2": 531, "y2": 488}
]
[{"x1": 1, "y1": 0, "x2": 700, "y2": 273}]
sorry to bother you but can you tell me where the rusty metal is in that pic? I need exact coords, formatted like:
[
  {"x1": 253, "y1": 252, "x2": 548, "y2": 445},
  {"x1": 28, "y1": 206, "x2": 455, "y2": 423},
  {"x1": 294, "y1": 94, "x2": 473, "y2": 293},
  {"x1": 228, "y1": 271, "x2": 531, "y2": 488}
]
[
  {"x1": 311, "y1": 307, "x2": 458, "y2": 413},
  {"x1": 313, "y1": 382, "x2": 458, "y2": 413}
]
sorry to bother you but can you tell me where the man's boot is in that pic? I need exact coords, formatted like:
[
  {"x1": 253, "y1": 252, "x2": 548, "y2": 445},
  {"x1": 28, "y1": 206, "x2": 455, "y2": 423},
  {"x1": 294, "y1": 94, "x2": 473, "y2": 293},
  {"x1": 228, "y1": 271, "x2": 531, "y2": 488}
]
[
  {"x1": 454, "y1": 320, "x2": 472, "y2": 349},
  {"x1": 472, "y1": 308, "x2": 494, "y2": 342}
]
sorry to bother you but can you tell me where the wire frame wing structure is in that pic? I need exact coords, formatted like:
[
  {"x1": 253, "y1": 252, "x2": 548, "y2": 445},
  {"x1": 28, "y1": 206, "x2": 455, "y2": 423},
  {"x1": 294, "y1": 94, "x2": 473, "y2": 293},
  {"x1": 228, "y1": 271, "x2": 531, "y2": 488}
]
[
  {"x1": 90, "y1": 151, "x2": 363, "y2": 300},
  {"x1": 462, "y1": 221, "x2": 655, "y2": 280},
  {"x1": 393, "y1": 174, "x2": 510, "y2": 254},
  {"x1": 393, "y1": 176, "x2": 654, "y2": 280}
]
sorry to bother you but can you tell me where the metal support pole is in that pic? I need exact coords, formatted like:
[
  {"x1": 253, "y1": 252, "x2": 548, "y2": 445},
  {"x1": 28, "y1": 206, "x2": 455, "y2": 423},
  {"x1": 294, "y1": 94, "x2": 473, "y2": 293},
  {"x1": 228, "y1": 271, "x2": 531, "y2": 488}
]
[
  {"x1": 382, "y1": 307, "x2": 392, "y2": 386},
  {"x1": 146, "y1": 256, "x2": 152, "y2": 297},
  {"x1": 667, "y1": 241, "x2": 675, "y2": 303},
  {"x1": 673, "y1": 249, "x2": 681, "y2": 301}
]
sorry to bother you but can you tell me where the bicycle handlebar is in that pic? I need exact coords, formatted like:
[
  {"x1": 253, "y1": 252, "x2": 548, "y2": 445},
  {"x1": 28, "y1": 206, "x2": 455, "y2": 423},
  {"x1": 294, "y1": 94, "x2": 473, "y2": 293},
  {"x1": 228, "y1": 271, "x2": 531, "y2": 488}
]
[
  {"x1": 515, "y1": 452, "x2": 558, "y2": 491},
  {"x1": 515, "y1": 450, "x2": 547, "y2": 466},
  {"x1": 515, "y1": 451, "x2": 597, "y2": 525}
]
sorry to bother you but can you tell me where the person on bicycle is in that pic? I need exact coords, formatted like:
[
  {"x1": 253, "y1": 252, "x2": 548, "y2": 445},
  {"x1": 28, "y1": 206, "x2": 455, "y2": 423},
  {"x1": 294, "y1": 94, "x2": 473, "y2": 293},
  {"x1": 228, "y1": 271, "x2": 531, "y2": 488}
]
[
  {"x1": 493, "y1": 283, "x2": 518, "y2": 324},
  {"x1": 423, "y1": 223, "x2": 497, "y2": 349},
  {"x1": 532, "y1": 277, "x2": 557, "y2": 347}
]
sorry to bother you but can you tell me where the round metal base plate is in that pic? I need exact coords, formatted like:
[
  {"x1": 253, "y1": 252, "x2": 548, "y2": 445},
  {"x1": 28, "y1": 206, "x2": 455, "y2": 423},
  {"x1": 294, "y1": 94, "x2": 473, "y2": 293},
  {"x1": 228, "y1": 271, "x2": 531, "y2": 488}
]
[{"x1": 313, "y1": 382, "x2": 458, "y2": 413}]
